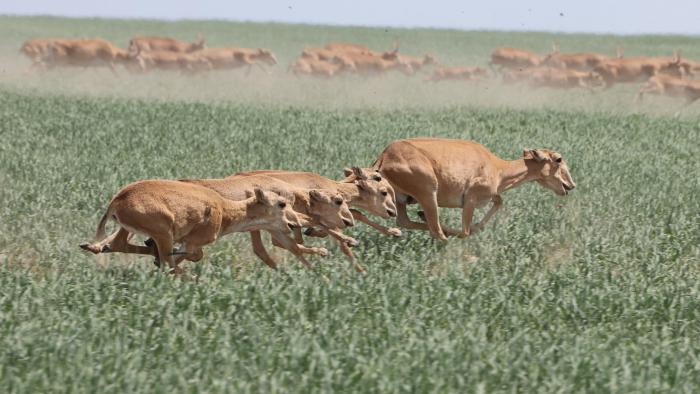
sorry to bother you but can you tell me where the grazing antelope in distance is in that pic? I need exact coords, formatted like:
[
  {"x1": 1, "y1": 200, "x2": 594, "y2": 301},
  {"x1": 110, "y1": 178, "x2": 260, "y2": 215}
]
[
  {"x1": 593, "y1": 51, "x2": 685, "y2": 88},
  {"x1": 20, "y1": 38, "x2": 74, "y2": 71},
  {"x1": 489, "y1": 47, "x2": 542, "y2": 70},
  {"x1": 80, "y1": 180, "x2": 301, "y2": 274},
  {"x1": 372, "y1": 139, "x2": 576, "y2": 240},
  {"x1": 635, "y1": 74, "x2": 700, "y2": 108},
  {"x1": 500, "y1": 67, "x2": 549, "y2": 84},
  {"x1": 197, "y1": 48, "x2": 277, "y2": 75},
  {"x1": 287, "y1": 57, "x2": 354, "y2": 77},
  {"x1": 131, "y1": 47, "x2": 212, "y2": 73},
  {"x1": 41, "y1": 39, "x2": 135, "y2": 74},
  {"x1": 128, "y1": 33, "x2": 206, "y2": 53},
  {"x1": 177, "y1": 176, "x2": 355, "y2": 271},
  {"x1": 527, "y1": 68, "x2": 605, "y2": 90},
  {"x1": 324, "y1": 40, "x2": 411, "y2": 75},
  {"x1": 196, "y1": 47, "x2": 277, "y2": 72},
  {"x1": 230, "y1": 167, "x2": 400, "y2": 272},
  {"x1": 542, "y1": 42, "x2": 616, "y2": 71},
  {"x1": 425, "y1": 65, "x2": 490, "y2": 81},
  {"x1": 332, "y1": 53, "x2": 413, "y2": 76},
  {"x1": 395, "y1": 54, "x2": 437, "y2": 73},
  {"x1": 301, "y1": 47, "x2": 339, "y2": 62},
  {"x1": 325, "y1": 41, "x2": 399, "y2": 59}
]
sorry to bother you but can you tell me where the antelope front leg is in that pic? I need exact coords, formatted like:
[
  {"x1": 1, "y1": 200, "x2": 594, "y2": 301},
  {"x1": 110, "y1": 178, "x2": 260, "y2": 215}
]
[
  {"x1": 293, "y1": 227, "x2": 305, "y2": 244},
  {"x1": 458, "y1": 197, "x2": 477, "y2": 238},
  {"x1": 270, "y1": 232, "x2": 330, "y2": 282},
  {"x1": 270, "y1": 232, "x2": 328, "y2": 258},
  {"x1": 172, "y1": 244, "x2": 204, "y2": 265},
  {"x1": 250, "y1": 231, "x2": 278, "y2": 270},
  {"x1": 244, "y1": 61, "x2": 254, "y2": 76},
  {"x1": 395, "y1": 199, "x2": 431, "y2": 231},
  {"x1": 256, "y1": 62, "x2": 270, "y2": 75},
  {"x1": 350, "y1": 209, "x2": 401, "y2": 237},
  {"x1": 325, "y1": 228, "x2": 359, "y2": 247},
  {"x1": 415, "y1": 211, "x2": 462, "y2": 237},
  {"x1": 471, "y1": 195, "x2": 503, "y2": 233},
  {"x1": 326, "y1": 228, "x2": 366, "y2": 273}
]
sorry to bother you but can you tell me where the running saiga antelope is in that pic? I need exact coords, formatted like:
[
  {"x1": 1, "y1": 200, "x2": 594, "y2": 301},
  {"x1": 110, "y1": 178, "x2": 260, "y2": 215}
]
[
  {"x1": 635, "y1": 74, "x2": 700, "y2": 110},
  {"x1": 128, "y1": 34, "x2": 206, "y2": 53},
  {"x1": 179, "y1": 176, "x2": 355, "y2": 271},
  {"x1": 373, "y1": 138, "x2": 576, "y2": 240},
  {"x1": 230, "y1": 167, "x2": 399, "y2": 272},
  {"x1": 80, "y1": 180, "x2": 301, "y2": 273}
]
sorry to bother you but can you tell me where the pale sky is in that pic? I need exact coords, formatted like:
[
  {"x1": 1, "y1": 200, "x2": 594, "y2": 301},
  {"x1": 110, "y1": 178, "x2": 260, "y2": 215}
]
[{"x1": 3, "y1": 0, "x2": 700, "y2": 35}]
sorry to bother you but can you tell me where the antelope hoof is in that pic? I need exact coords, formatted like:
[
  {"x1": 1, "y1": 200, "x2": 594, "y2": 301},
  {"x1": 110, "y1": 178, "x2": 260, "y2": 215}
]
[
  {"x1": 169, "y1": 266, "x2": 184, "y2": 275},
  {"x1": 144, "y1": 238, "x2": 155, "y2": 247},
  {"x1": 345, "y1": 237, "x2": 360, "y2": 247},
  {"x1": 79, "y1": 243, "x2": 98, "y2": 254},
  {"x1": 417, "y1": 211, "x2": 426, "y2": 221},
  {"x1": 387, "y1": 227, "x2": 402, "y2": 237},
  {"x1": 432, "y1": 232, "x2": 449, "y2": 241},
  {"x1": 315, "y1": 247, "x2": 329, "y2": 257},
  {"x1": 79, "y1": 243, "x2": 105, "y2": 254}
]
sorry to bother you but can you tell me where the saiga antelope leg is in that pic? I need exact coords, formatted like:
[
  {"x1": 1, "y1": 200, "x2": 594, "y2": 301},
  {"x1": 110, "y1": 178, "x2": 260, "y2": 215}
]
[
  {"x1": 153, "y1": 236, "x2": 178, "y2": 274},
  {"x1": 250, "y1": 230, "x2": 278, "y2": 270},
  {"x1": 350, "y1": 209, "x2": 401, "y2": 237},
  {"x1": 395, "y1": 199, "x2": 430, "y2": 231},
  {"x1": 269, "y1": 231, "x2": 328, "y2": 270},
  {"x1": 414, "y1": 191, "x2": 448, "y2": 240},
  {"x1": 83, "y1": 227, "x2": 154, "y2": 256},
  {"x1": 325, "y1": 228, "x2": 366, "y2": 273},
  {"x1": 270, "y1": 232, "x2": 328, "y2": 258},
  {"x1": 472, "y1": 195, "x2": 503, "y2": 233}
]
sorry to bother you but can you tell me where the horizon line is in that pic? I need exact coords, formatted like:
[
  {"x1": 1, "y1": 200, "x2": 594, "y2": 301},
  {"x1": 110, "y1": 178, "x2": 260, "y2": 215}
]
[{"x1": 3, "y1": 13, "x2": 700, "y2": 38}]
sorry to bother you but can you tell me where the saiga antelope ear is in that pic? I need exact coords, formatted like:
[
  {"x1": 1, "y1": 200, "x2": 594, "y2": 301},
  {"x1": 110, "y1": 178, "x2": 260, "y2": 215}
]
[
  {"x1": 523, "y1": 148, "x2": 548, "y2": 162},
  {"x1": 253, "y1": 187, "x2": 271, "y2": 205},
  {"x1": 343, "y1": 167, "x2": 353, "y2": 177},
  {"x1": 309, "y1": 190, "x2": 329, "y2": 203},
  {"x1": 352, "y1": 166, "x2": 368, "y2": 180}
]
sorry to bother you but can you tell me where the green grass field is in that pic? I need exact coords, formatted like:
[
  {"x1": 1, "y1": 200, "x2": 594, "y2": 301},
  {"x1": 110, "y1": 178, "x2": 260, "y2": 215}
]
[{"x1": 1, "y1": 15, "x2": 699, "y2": 393}]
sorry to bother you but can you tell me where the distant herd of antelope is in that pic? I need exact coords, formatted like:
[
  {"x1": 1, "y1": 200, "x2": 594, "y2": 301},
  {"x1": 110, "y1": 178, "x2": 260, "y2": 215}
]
[
  {"x1": 19, "y1": 34, "x2": 700, "y2": 106},
  {"x1": 80, "y1": 139, "x2": 576, "y2": 276}
]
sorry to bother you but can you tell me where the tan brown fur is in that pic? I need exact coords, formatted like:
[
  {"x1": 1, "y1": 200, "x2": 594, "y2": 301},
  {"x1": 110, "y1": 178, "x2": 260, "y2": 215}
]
[
  {"x1": 426, "y1": 65, "x2": 489, "y2": 81},
  {"x1": 374, "y1": 138, "x2": 576, "y2": 240},
  {"x1": 181, "y1": 176, "x2": 354, "y2": 271},
  {"x1": 128, "y1": 34, "x2": 206, "y2": 53},
  {"x1": 489, "y1": 47, "x2": 542, "y2": 70},
  {"x1": 80, "y1": 180, "x2": 301, "y2": 273},
  {"x1": 635, "y1": 74, "x2": 700, "y2": 107},
  {"x1": 42, "y1": 39, "x2": 134, "y2": 74},
  {"x1": 230, "y1": 167, "x2": 399, "y2": 272}
]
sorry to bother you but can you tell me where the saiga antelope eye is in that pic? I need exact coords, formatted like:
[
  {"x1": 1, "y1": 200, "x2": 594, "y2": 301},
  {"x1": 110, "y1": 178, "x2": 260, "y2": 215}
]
[
  {"x1": 381, "y1": 191, "x2": 388, "y2": 196},
  {"x1": 555, "y1": 157, "x2": 562, "y2": 163},
  {"x1": 278, "y1": 202, "x2": 286, "y2": 209}
]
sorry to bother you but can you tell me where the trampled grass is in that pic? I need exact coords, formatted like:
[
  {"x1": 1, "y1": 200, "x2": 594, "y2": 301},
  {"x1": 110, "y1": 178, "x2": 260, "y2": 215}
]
[{"x1": 0, "y1": 16, "x2": 699, "y2": 393}]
